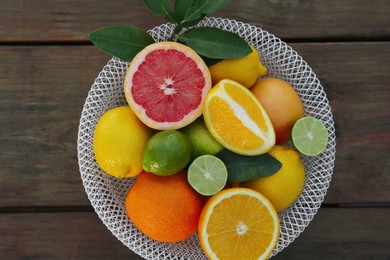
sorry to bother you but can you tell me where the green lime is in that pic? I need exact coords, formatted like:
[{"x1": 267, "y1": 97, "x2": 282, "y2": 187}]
[
  {"x1": 142, "y1": 130, "x2": 191, "y2": 176},
  {"x1": 180, "y1": 117, "x2": 223, "y2": 162},
  {"x1": 187, "y1": 155, "x2": 228, "y2": 196},
  {"x1": 291, "y1": 117, "x2": 329, "y2": 156}
]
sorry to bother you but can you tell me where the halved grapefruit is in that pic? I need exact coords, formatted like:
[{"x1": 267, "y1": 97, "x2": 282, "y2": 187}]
[{"x1": 124, "y1": 42, "x2": 212, "y2": 130}]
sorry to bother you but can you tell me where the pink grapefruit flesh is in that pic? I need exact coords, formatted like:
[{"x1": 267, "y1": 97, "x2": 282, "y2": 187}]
[{"x1": 124, "y1": 42, "x2": 212, "y2": 130}]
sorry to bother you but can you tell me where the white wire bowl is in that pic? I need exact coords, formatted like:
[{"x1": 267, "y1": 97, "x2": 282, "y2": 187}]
[{"x1": 77, "y1": 17, "x2": 336, "y2": 259}]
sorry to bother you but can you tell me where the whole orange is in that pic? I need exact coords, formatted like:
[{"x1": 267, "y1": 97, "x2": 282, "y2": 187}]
[
  {"x1": 251, "y1": 78, "x2": 304, "y2": 144},
  {"x1": 125, "y1": 170, "x2": 203, "y2": 243}
]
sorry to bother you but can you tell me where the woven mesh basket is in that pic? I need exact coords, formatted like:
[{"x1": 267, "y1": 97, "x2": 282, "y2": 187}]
[{"x1": 77, "y1": 17, "x2": 336, "y2": 259}]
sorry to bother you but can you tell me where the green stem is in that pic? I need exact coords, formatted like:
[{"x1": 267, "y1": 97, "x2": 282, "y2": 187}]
[{"x1": 168, "y1": 23, "x2": 184, "y2": 41}]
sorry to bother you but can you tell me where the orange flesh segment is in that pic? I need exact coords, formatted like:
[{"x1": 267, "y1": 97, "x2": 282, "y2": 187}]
[
  {"x1": 224, "y1": 83, "x2": 270, "y2": 133},
  {"x1": 208, "y1": 96, "x2": 264, "y2": 150}
]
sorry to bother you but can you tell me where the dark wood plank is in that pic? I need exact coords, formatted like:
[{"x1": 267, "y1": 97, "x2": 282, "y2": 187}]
[
  {"x1": 1, "y1": 0, "x2": 389, "y2": 42},
  {"x1": 272, "y1": 207, "x2": 390, "y2": 259},
  {"x1": 0, "y1": 208, "x2": 389, "y2": 259},
  {"x1": 0, "y1": 42, "x2": 389, "y2": 207},
  {"x1": 0, "y1": 46, "x2": 109, "y2": 207},
  {"x1": 0, "y1": 212, "x2": 141, "y2": 259}
]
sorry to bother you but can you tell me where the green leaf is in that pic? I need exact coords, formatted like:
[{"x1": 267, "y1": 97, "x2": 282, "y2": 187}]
[
  {"x1": 200, "y1": 56, "x2": 221, "y2": 66},
  {"x1": 215, "y1": 149, "x2": 282, "y2": 183},
  {"x1": 182, "y1": 6, "x2": 202, "y2": 23},
  {"x1": 174, "y1": 0, "x2": 206, "y2": 27},
  {"x1": 165, "y1": 12, "x2": 177, "y2": 24},
  {"x1": 182, "y1": 27, "x2": 252, "y2": 59},
  {"x1": 143, "y1": 0, "x2": 175, "y2": 22},
  {"x1": 89, "y1": 25, "x2": 155, "y2": 62},
  {"x1": 174, "y1": 0, "x2": 196, "y2": 21},
  {"x1": 180, "y1": 13, "x2": 206, "y2": 27},
  {"x1": 174, "y1": 0, "x2": 230, "y2": 27},
  {"x1": 143, "y1": 0, "x2": 171, "y2": 16},
  {"x1": 174, "y1": 0, "x2": 230, "y2": 25},
  {"x1": 196, "y1": 0, "x2": 231, "y2": 14}
]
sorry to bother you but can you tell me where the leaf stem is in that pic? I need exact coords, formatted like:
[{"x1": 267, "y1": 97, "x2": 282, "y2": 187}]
[{"x1": 168, "y1": 23, "x2": 183, "y2": 41}]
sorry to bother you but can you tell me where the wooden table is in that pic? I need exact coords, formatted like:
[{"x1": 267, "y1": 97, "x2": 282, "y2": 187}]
[{"x1": 1, "y1": 1, "x2": 389, "y2": 259}]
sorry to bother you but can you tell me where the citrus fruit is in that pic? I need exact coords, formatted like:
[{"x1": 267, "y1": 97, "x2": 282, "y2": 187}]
[
  {"x1": 251, "y1": 77, "x2": 305, "y2": 144},
  {"x1": 180, "y1": 117, "x2": 223, "y2": 162},
  {"x1": 198, "y1": 187, "x2": 280, "y2": 260},
  {"x1": 203, "y1": 79, "x2": 275, "y2": 156},
  {"x1": 208, "y1": 45, "x2": 267, "y2": 88},
  {"x1": 142, "y1": 130, "x2": 191, "y2": 176},
  {"x1": 125, "y1": 171, "x2": 203, "y2": 243},
  {"x1": 93, "y1": 106, "x2": 153, "y2": 178},
  {"x1": 291, "y1": 116, "x2": 329, "y2": 156},
  {"x1": 124, "y1": 41, "x2": 212, "y2": 130},
  {"x1": 241, "y1": 145, "x2": 305, "y2": 212},
  {"x1": 187, "y1": 155, "x2": 228, "y2": 196}
]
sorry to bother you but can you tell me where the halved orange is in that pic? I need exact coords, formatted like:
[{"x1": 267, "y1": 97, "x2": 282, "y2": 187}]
[
  {"x1": 198, "y1": 187, "x2": 280, "y2": 260},
  {"x1": 203, "y1": 79, "x2": 275, "y2": 155}
]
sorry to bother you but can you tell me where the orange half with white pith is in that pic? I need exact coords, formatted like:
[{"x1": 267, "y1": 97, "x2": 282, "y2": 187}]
[
  {"x1": 198, "y1": 188, "x2": 280, "y2": 260},
  {"x1": 203, "y1": 79, "x2": 275, "y2": 155}
]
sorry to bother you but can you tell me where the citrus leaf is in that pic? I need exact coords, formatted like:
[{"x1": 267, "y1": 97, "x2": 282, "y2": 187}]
[
  {"x1": 180, "y1": 13, "x2": 206, "y2": 27},
  {"x1": 174, "y1": 0, "x2": 229, "y2": 25},
  {"x1": 215, "y1": 149, "x2": 282, "y2": 183},
  {"x1": 174, "y1": 0, "x2": 196, "y2": 21},
  {"x1": 143, "y1": 0, "x2": 170, "y2": 16},
  {"x1": 143, "y1": 0, "x2": 175, "y2": 22},
  {"x1": 196, "y1": 0, "x2": 231, "y2": 14},
  {"x1": 183, "y1": 27, "x2": 252, "y2": 59},
  {"x1": 174, "y1": 0, "x2": 206, "y2": 27},
  {"x1": 165, "y1": 12, "x2": 177, "y2": 24},
  {"x1": 89, "y1": 25, "x2": 155, "y2": 62},
  {"x1": 182, "y1": 6, "x2": 202, "y2": 23},
  {"x1": 201, "y1": 56, "x2": 221, "y2": 66}
]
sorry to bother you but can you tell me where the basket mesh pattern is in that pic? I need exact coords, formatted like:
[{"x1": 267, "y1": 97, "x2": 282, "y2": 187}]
[{"x1": 77, "y1": 17, "x2": 336, "y2": 259}]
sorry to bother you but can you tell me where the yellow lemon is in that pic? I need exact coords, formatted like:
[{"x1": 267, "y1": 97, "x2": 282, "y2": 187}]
[
  {"x1": 93, "y1": 106, "x2": 153, "y2": 178},
  {"x1": 208, "y1": 45, "x2": 267, "y2": 88},
  {"x1": 241, "y1": 145, "x2": 305, "y2": 212}
]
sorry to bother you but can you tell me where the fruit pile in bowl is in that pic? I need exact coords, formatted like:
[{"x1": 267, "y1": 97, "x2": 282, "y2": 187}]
[{"x1": 77, "y1": 1, "x2": 336, "y2": 259}]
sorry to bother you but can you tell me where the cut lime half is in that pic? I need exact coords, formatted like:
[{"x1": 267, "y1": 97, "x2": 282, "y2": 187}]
[
  {"x1": 292, "y1": 117, "x2": 329, "y2": 156},
  {"x1": 188, "y1": 155, "x2": 228, "y2": 196}
]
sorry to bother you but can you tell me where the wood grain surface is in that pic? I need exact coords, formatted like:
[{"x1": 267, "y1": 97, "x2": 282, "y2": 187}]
[
  {"x1": 0, "y1": 0, "x2": 389, "y2": 259},
  {"x1": 1, "y1": 208, "x2": 389, "y2": 259},
  {"x1": 1, "y1": 0, "x2": 389, "y2": 42}
]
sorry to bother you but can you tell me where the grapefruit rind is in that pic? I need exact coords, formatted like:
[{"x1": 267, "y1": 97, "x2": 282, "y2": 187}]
[{"x1": 124, "y1": 42, "x2": 212, "y2": 130}]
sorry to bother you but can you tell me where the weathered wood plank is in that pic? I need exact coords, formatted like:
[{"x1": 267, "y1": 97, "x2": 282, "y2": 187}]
[
  {"x1": 273, "y1": 207, "x2": 390, "y2": 259},
  {"x1": 0, "y1": 212, "x2": 140, "y2": 259},
  {"x1": 0, "y1": 46, "x2": 108, "y2": 207},
  {"x1": 0, "y1": 208, "x2": 389, "y2": 259},
  {"x1": 0, "y1": 0, "x2": 389, "y2": 42},
  {"x1": 0, "y1": 42, "x2": 389, "y2": 207}
]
